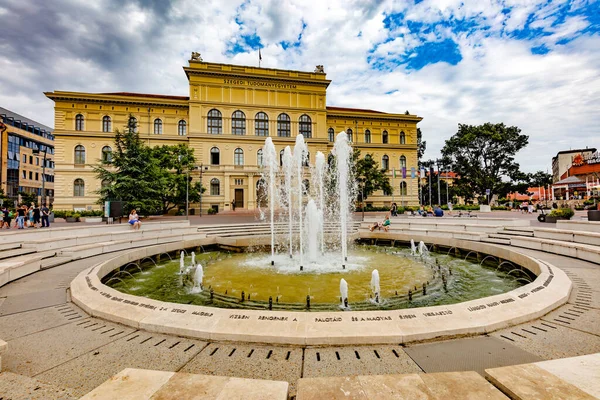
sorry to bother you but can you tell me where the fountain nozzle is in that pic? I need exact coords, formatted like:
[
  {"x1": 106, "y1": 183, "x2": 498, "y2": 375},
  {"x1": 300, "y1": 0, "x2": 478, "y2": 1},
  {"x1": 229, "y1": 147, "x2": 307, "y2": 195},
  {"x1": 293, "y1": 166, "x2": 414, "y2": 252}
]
[
  {"x1": 271, "y1": 260, "x2": 274, "y2": 266},
  {"x1": 300, "y1": 265, "x2": 303, "y2": 271},
  {"x1": 344, "y1": 298, "x2": 348, "y2": 308},
  {"x1": 342, "y1": 265, "x2": 345, "y2": 269}
]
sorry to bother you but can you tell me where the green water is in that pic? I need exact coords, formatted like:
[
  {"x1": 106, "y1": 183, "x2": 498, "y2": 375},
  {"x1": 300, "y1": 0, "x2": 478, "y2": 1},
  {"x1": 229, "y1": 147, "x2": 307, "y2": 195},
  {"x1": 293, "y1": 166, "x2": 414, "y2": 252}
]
[{"x1": 105, "y1": 245, "x2": 528, "y2": 311}]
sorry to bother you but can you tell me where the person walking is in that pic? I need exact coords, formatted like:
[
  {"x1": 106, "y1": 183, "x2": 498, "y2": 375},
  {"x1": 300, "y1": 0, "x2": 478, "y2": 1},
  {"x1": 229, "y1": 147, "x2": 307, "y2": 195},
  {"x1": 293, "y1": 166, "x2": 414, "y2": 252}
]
[
  {"x1": 231, "y1": 199, "x2": 236, "y2": 211},
  {"x1": 40, "y1": 203, "x2": 50, "y2": 228},
  {"x1": 16, "y1": 204, "x2": 26, "y2": 229},
  {"x1": 1, "y1": 206, "x2": 11, "y2": 229},
  {"x1": 33, "y1": 203, "x2": 41, "y2": 228},
  {"x1": 27, "y1": 203, "x2": 34, "y2": 228}
]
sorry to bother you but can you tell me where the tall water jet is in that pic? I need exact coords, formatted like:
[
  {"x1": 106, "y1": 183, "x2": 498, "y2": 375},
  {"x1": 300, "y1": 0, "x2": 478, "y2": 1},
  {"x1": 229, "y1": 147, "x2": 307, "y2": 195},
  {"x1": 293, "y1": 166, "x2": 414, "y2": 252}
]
[
  {"x1": 371, "y1": 269, "x2": 380, "y2": 303},
  {"x1": 179, "y1": 251, "x2": 185, "y2": 274},
  {"x1": 315, "y1": 151, "x2": 327, "y2": 254},
  {"x1": 263, "y1": 137, "x2": 278, "y2": 265},
  {"x1": 192, "y1": 264, "x2": 203, "y2": 292},
  {"x1": 418, "y1": 241, "x2": 429, "y2": 257},
  {"x1": 294, "y1": 135, "x2": 307, "y2": 270},
  {"x1": 191, "y1": 251, "x2": 195, "y2": 266},
  {"x1": 283, "y1": 146, "x2": 294, "y2": 259},
  {"x1": 340, "y1": 278, "x2": 348, "y2": 308},
  {"x1": 305, "y1": 199, "x2": 321, "y2": 262},
  {"x1": 333, "y1": 132, "x2": 352, "y2": 269},
  {"x1": 410, "y1": 239, "x2": 417, "y2": 256}
]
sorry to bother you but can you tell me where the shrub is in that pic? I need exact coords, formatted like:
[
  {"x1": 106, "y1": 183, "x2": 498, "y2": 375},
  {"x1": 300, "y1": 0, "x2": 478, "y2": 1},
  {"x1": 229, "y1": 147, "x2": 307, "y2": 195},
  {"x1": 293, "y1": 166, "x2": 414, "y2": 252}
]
[
  {"x1": 207, "y1": 208, "x2": 217, "y2": 215},
  {"x1": 549, "y1": 208, "x2": 574, "y2": 219}
]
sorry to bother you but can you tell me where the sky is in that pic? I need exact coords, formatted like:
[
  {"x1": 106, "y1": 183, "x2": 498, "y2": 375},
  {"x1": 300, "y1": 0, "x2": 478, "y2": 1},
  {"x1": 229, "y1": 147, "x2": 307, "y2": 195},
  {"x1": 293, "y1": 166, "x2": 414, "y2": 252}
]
[{"x1": 0, "y1": 0, "x2": 598, "y2": 172}]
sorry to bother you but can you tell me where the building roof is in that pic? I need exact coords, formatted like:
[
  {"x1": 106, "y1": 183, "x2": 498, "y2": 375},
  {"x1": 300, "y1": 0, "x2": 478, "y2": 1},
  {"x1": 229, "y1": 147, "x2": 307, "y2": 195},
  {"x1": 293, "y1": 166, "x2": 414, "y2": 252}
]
[
  {"x1": 99, "y1": 92, "x2": 190, "y2": 101},
  {"x1": 561, "y1": 162, "x2": 600, "y2": 180},
  {"x1": 507, "y1": 187, "x2": 550, "y2": 201},
  {"x1": 552, "y1": 148, "x2": 597, "y2": 161},
  {"x1": 554, "y1": 175, "x2": 585, "y2": 185},
  {"x1": 326, "y1": 106, "x2": 387, "y2": 114},
  {"x1": 0, "y1": 106, "x2": 53, "y2": 132}
]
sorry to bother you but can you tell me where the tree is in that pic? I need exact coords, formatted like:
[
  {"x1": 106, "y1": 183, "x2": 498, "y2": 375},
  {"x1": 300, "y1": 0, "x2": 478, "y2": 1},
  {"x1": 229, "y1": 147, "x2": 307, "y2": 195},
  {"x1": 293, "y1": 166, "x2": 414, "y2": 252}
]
[
  {"x1": 94, "y1": 116, "x2": 163, "y2": 215},
  {"x1": 529, "y1": 170, "x2": 552, "y2": 188},
  {"x1": 0, "y1": 189, "x2": 11, "y2": 206},
  {"x1": 441, "y1": 122, "x2": 529, "y2": 202},
  {"x1": 353, "y1": 149, "x2": 393, "y2": 201},
  {"x1": 416, "y1": 128, "x2": 426, "y2": 162},
  {"x1": 19, "y1": 191, "x2": 37, "y2": 206},
  {"x1": 420, "y1": 179, "x2": 460, "y2": 205}
]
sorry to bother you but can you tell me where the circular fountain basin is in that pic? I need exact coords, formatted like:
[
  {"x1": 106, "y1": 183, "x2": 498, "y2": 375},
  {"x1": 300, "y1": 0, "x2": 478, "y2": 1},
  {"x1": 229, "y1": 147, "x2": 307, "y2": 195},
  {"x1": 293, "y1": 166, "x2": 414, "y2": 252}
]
[{"x1": 106, "y1": 246, "x2": 526, "y2": 311}]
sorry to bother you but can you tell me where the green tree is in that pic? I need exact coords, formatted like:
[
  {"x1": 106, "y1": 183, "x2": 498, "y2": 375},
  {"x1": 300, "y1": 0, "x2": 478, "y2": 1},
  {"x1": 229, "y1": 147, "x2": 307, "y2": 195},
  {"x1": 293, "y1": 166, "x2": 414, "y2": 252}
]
[
  {"x1": 528, "y1": 170, "x2": 552, "y2": 187},
  {"x1": 354, "y1": 149, "x2": 393, "y2": 201},
  {"x1": 19, "y1": 191, "x2": 37, "y2": 206},
  {"x1": 151, "y1": 144, "x2": 205, "y2": 214},
  {"x1": 417, "y1": 128, "x2": 426, "y2": 162},
  {"x1": 441, "y1": 122, "x2": 529, "y2": 202},
  {"x1": 420, "y1": 179, "x2": 460, "y2": 205},
  {"x1": 94, "y1": 116, "x2": 163, "y2": 215}
]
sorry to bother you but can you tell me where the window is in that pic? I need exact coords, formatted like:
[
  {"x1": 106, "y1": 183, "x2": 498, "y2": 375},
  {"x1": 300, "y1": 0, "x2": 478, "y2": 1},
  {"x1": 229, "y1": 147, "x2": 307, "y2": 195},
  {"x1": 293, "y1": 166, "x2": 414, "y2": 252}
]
[
  {"x1": 73, "y1": 178, "x2": 85, "y2": 197},
  {"x1": 178, "y1": 120, "x2": 187, "y2": 136},
  {"x1": 74, "y1": 145, "x2": 86, "y2": 164},
  {"x1": 364, "y1": 129, "x2": 371, "y2": 143},
  {"x1": 29, "y1": 155, "x2": 33, "y2": 164},
  {"x1": 36, "y1": 158, "x2": 39, "y2": 166},
  {"x1": 22, "y1": 154, "x2": 26, "y2": 163},
  {"x1": 35, "y1": 172, "x2": 39, "y2": 181},
  {"x1": 102, "y1": 146, "x2": 112, "y2": 162},
  {"x1": 207, "y1": 109, "x2": 222, "y2": 134},
  {"x1": 400, "y1": 181, "x2": 407, "y2": 196},
  {"x1": 232, "y1": 110, "x2": 246, "y2": 135},
  {"x1": 328, "y1": 128, "x2": 335, "y2": 142},
  {"x1": 400, "y1": 155, "x2": 406, "y2": 168},
  {"x1": 382, "y1": 155, "x2": 389, "y2": 171},
  {"x1": 154, "y1": 118, "x2": 163, "y2": 134},
  {"x1": 234, "y1": 148, "x2": 244, "y2": 166},
  {"x1": 102, "y1": 116, "x2": 111, "y2": 132},
  {"x1": 255, "y1": 112, "x2": 268, "y2": 136},
  {"x1": 234, "y1": 179, "x2": 244, "y2": 185},
  {"x1": 22, "y1": 170, "x2": 26, "y2": 179},
  {"x1": 400, "y1": 131, "x2": 406, "y2": 144},
  {"x1": 210, "y1": 147, "x2": 220, "y2": 165},
  {"x1": 29, "y1": 171, "x2": 32, "y2": 180},
  {"x1": 128, "y1": 116, "x2": 138, "y2": 133},
  {"x1": 382, "y1": 130, "x2": 388, "y2": 144},
  {"x1": 257, "y1": 149, "x2": 264, "y2": 166},
  {"x1": 277, "y1": 113, "x2": 291, "y2": 137},
  {"x1": 346, "y1": 128, "x2": 353, "y2": 142},
  {"x1": 299, "y1": 114, "x2": 311, "y2": 138},
  {"x1": 75, "y1": 114, "x2": 84, "y2": 131},
  {"x1": 210, "y1": 178, "x2": 220, "y2": 195}
]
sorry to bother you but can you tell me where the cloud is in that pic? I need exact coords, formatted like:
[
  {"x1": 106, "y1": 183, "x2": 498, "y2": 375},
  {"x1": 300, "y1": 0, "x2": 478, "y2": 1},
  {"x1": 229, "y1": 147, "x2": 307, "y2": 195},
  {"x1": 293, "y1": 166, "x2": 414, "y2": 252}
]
[{"x1": 0, "y1": 0, "x2": 598, "y2": 172}]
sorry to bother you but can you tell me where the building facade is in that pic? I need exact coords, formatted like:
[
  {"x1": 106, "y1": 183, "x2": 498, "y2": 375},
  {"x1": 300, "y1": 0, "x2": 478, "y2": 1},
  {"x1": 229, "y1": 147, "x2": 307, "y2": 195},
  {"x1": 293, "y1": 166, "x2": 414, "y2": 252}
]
[
  {"x1": 45, "y1": 59, "x2": 422, "y2": 212},
  {"x1": 552, "y1": 148, "x2": 596, "y2": 183},
  {"x1": 0, "y1": 107, "x2": 55, "y2": 205}
]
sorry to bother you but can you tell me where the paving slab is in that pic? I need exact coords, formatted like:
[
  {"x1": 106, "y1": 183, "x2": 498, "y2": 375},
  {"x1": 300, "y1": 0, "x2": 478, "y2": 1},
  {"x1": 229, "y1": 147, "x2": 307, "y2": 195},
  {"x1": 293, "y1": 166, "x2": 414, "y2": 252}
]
[
  {"x1": 148, "y1": 373, "x2": 230, "y2": 399},
  {"x1": 357, "y1": 374, "x2": 435, "y2": 400},
  {"x1": 420, "y1": 371, "x2": 508, "y2": 399},
  {"x1": 0, "y1": 371, "x2": 78, "y2": 400},
  {"x1": 486, "y1": 363, "x2": 597, "y2": 400},
  {"x1": 0, "y1": 303, "x2": 86, "y2": 340},
  {"x1": 492, "y1": 319, "x2": 600, "y2": 360},
  {"x1": 80, "y1": 368, "x2": 174, "y2": 400},
  {"x1": 303, "y1": 345, "x2": 422, "y2": 378},
  {"x1": 296, "y1": 376, "x2": 369, "y2": 400},
  {"x1": 35, "y1": 327, "x2": 207, "y2": 397},
  {"x1": 0, "y1": 288, "x2": 67, "y2": 316},
  {"x1": 541, "y1": 304, "x2": 600, "y2": 336},
  {"x1": 180, "y1": 342, "x2": 302, "y2": 396},
  {"x1": 534, "y1": 353, "x2": 600, "y2": 399},
  {"x1": 404, "y1": 336, "x2": 541, "y2": 375},
  {"x1": 3, "y1": 317, "x2": 135, "y2": 376}
]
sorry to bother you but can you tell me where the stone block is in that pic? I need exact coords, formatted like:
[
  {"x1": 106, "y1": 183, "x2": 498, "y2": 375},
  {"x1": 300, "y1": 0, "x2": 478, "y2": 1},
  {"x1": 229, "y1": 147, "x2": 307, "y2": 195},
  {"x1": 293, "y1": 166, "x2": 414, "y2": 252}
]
[
  {"x1": 80, "y1": 368, "x2": 174, "y2": 399},
  {"x1": 534, "y1": 354, "x2": 600, "y2": 399},
  {"x1": 420, "y1": 371, "x2": 508, "y2": 399}
]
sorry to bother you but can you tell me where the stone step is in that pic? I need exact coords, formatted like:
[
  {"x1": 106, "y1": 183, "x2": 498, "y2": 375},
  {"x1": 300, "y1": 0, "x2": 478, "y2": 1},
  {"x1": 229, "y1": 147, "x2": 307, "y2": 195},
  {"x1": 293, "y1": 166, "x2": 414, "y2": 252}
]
[
  {"x1": 40, "y1": 256, "x2": 75, "y2": 270},
  {"x1": 495, "y1": 230, "x2": 534, "y2": 237},
  {"x1": 0, "y1": 246, "x2": 36, "y2": 260},
  {"x1": 480, "y1": 237, "x2": 512, "y2": 245},
  {"x1": 0, "y1": 371, "x2": 78, "y2": 400}
]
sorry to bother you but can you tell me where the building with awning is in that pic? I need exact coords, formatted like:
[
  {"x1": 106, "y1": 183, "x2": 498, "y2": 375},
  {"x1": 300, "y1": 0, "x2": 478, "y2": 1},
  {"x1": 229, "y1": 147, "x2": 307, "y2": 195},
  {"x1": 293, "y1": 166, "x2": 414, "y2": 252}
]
[{"x1": 552, "y1": 176, "x2": 587, "y2": 200}]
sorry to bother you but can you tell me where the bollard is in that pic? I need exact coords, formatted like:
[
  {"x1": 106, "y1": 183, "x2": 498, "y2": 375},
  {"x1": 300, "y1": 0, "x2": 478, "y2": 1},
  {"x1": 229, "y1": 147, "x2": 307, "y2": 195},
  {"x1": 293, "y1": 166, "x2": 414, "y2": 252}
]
[
  {"x1": 225, "y1": 290, "x2": 228, "y2": 295},
  {"x1": 408, "y1": 289, "x2": 412, "y2": 301},
  {"x1": 276, "y1": 296, "x2": 279, "y2": 304},
  {"x1": 300, "y1": 266, "x2": 303, "y2": 271},
  {"x1": 375, "y1": 294, "x2": 379, "y2": 304},
  {"x1": 422, "y1": 282, "x2": 426, "y2": 296},
  {"x1": 241, "y1": 291, "x2": 245, "y2": 302},
  {"x1": 248, "y1": 293, "x2": 251, "y2": 301},
  {"x1": 210, "y1": 288, "x2": 214, "y2": 300},
  {"x1": 449, "y1": 267, "x2": 452, "y2": 275},
  {"x1": 344, "y1": 298, "x2": 348, "y2": 308},
  {"x1": 268, "y1": 296, "x2": 273, "y2": 310},
  {"x1": 306, "y1": 295, "x2": 311, "y2": 309}
]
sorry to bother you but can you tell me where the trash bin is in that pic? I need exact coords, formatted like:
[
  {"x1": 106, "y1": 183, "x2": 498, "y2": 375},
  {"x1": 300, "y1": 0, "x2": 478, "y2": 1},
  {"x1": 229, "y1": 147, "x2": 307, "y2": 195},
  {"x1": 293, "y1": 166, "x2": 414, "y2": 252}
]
[{"x1": 49, "y1": 212, "x2": 55, "y2": 223}]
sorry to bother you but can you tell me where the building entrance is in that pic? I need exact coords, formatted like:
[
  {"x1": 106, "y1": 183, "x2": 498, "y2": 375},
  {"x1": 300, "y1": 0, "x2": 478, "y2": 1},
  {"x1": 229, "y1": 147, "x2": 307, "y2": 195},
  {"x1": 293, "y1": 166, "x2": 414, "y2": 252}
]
[{"x1": 234, "y1": 189, "x2": 244, "y2": 209}]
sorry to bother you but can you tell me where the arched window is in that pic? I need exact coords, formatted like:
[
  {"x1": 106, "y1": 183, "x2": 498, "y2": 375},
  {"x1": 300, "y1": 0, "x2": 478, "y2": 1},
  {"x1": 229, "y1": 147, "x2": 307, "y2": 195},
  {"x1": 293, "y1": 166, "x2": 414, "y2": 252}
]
[
  {"x1": 255, "y1": 112, "x2": 268, "y2": 136},
  {"x1": 102, "y1": 146, "x2": 112, "y2": 162},
  {"x1": 102, "y1": 116, "x2": 111, "y2": 132},
  {"x1": 299, "y1": 114, "x2": 311, "y2": 138},
  {"x1": 153, "y1": 118, "x2": 162, "y2": 134},
  {"x1": 232, "y1": 110, "x2": 246, "y2": 135},
  {"x1": 382, "y1": 155, "x2": 389, "y2": 171},
  {"x1": 382, "y1": 130, "x2": 388, "y2": 144},
  {"x1": 75, "y1": 114, "x2": 84, "y2": 131},
  {"x1": 234, "y1": 148, "x2": 244, "y2": 166},
  {"x1": 364, "y1": 129, "x2": 371, "y2": 143},
  {"x1": 280, "y1": 149, "x2": 284, "y2": 167},
  {"x1": 328, "y1": 128, "x2": 335, "y2": 142},
  {"x1": 400, "y1": 181, "x2": 407, "y2": 196},
  {"x1": 277, "y1": 113, "x2": 291, "y2": 137},
  {"x1": 74, "y1": 145, "x2": 86, "y2": 164},
  {"x1": 210, "y1": 178, "x2": 220, "y2": 195},
  {"x1": 210, "y1": 147, "x2": 220, "y2": 165},
  {"x1": 178, "y1": 120, "x2": 187, "y2": 136},
  {"x1": 73, "y1": 178, "x2": 85, "y2": 197},
  {"x1": 400, "y1": 131, "x2": 406, "y2": 144},
  {"x1": 257, "y1": 149, "x2": 264, "y2": 166},
  {"x1": 400, "y1": 155, "x2": 407, "y2": 168},
  {"x1": 128, "y1": 116, "x2": 138, "y2": 133},
  {"x1": 346, "y1": 128, "x2": 353, "y2": 142},
  {"x1": 207, "y1": 109, "x2": 222, "y2": 134}
]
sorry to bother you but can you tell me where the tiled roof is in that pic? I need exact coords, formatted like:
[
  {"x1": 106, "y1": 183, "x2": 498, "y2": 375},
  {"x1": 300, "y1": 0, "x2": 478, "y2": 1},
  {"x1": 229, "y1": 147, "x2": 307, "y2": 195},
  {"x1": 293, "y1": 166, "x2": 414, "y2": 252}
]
[
  {"x1": 326, "y1": 106, "x2": 387, "y2": 114},
  {"x1": 99, "y1": 92, "x2": 190, "y2": 101}
]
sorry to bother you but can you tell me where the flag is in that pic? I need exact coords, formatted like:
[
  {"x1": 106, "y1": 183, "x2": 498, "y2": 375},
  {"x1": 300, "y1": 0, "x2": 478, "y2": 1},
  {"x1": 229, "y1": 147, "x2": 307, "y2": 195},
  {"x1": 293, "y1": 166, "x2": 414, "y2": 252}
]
[
  {"x1": 402, "y1": 167, "x2": 407, "y2": 179},
  {"x1": 259, "y1": 49, "x2": 262, "y2": 61},
  {"x1": 411, "y1": 167, "x2": 416, "y2": 178}
]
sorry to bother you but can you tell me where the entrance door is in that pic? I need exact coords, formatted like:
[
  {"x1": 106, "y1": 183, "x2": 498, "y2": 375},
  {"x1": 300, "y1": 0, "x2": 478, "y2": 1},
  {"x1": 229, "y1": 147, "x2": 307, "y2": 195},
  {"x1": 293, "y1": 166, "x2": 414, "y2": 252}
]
[{"x1": 234, "y1": 189, "x2": 244, "y2": 209}]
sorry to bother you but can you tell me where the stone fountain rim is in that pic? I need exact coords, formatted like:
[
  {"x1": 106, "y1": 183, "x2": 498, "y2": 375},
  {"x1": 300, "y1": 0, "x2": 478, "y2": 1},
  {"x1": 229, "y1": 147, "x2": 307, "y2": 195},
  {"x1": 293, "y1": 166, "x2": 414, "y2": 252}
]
[{"x1": 70, "y1": 235, "x2": 571, "y2": 345}]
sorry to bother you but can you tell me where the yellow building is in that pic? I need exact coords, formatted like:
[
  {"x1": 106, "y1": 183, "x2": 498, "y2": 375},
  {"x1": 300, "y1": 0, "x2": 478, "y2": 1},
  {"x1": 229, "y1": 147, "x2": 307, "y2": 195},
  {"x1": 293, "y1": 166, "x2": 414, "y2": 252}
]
[
  {"x1": 45, "y1": 57, "x2": 422, "y2": 212},
  {"x1": 0, "y1": 107, "x2": 55, "y2": 205}
]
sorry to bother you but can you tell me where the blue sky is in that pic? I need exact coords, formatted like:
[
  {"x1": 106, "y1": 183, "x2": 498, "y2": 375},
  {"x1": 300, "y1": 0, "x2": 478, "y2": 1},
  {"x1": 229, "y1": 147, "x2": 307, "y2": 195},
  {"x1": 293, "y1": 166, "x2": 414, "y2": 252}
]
[{"x1": 0, "y1": 0, "x2": 598, "y2": 172}]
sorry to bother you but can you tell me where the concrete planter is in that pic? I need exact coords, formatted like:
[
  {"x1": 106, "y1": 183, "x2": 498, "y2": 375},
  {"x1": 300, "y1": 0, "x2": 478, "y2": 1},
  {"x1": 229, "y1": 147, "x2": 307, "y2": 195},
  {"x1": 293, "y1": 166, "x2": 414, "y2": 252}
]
[
  {"x1": 83, "y1": 217, "x2": 102, "y2": 223},
  {"x1": 65, "y1": 217, "x2": 80, "y2": 223},
  {"x1": 543, "y1": 216, "x2": 569, "y2": 223},
  {"x1": 588, "y1": 210, "x2": 600, "y2": 221},
  {"x1": 479, "y1": 205, "x2": 491, "y2": 212}
]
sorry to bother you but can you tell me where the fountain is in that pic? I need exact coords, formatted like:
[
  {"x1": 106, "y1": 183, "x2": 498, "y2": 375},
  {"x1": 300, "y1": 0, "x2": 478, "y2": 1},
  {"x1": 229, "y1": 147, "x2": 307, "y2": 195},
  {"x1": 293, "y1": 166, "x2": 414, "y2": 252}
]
[
  {"x1": 179, "y1": 251, "x2": 185, "y2": 274},
  {"x1": 410, "y1": 239, "x2": 417, "y2": 256},
  {"x1": 340, "y1": 278, "x2": 348, "y2": 308},
  {"x1": 371, "y1": 269, "x2": 380, "y2": 303},
  {"x1": 191, "y1": 251, "x2": 195, "y2": 266},
  {"x1": 314, "y1": 151, "x2": 327, "y2": 255},
  {"x1": 282, "y1": 146, "x2": 294, "y2": 260},
  {"x1": 263, "y1": 137, "x2": 278, "y2": 265},
  {"x1": 418, "y1": 241, "x2": 429, "y2": 257},
  {"x1": 294, "y1": 135, "x2": 307, "y2": 270},
  {"x1": 305, "y1": 199, "x2": 321, "y2": 262},
  {"x1": 191, "y1": 264, "x2": 203, "y2": 293},
  {"x1": 333, "y1": 132, "x2": 353, "y2": 269}
]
